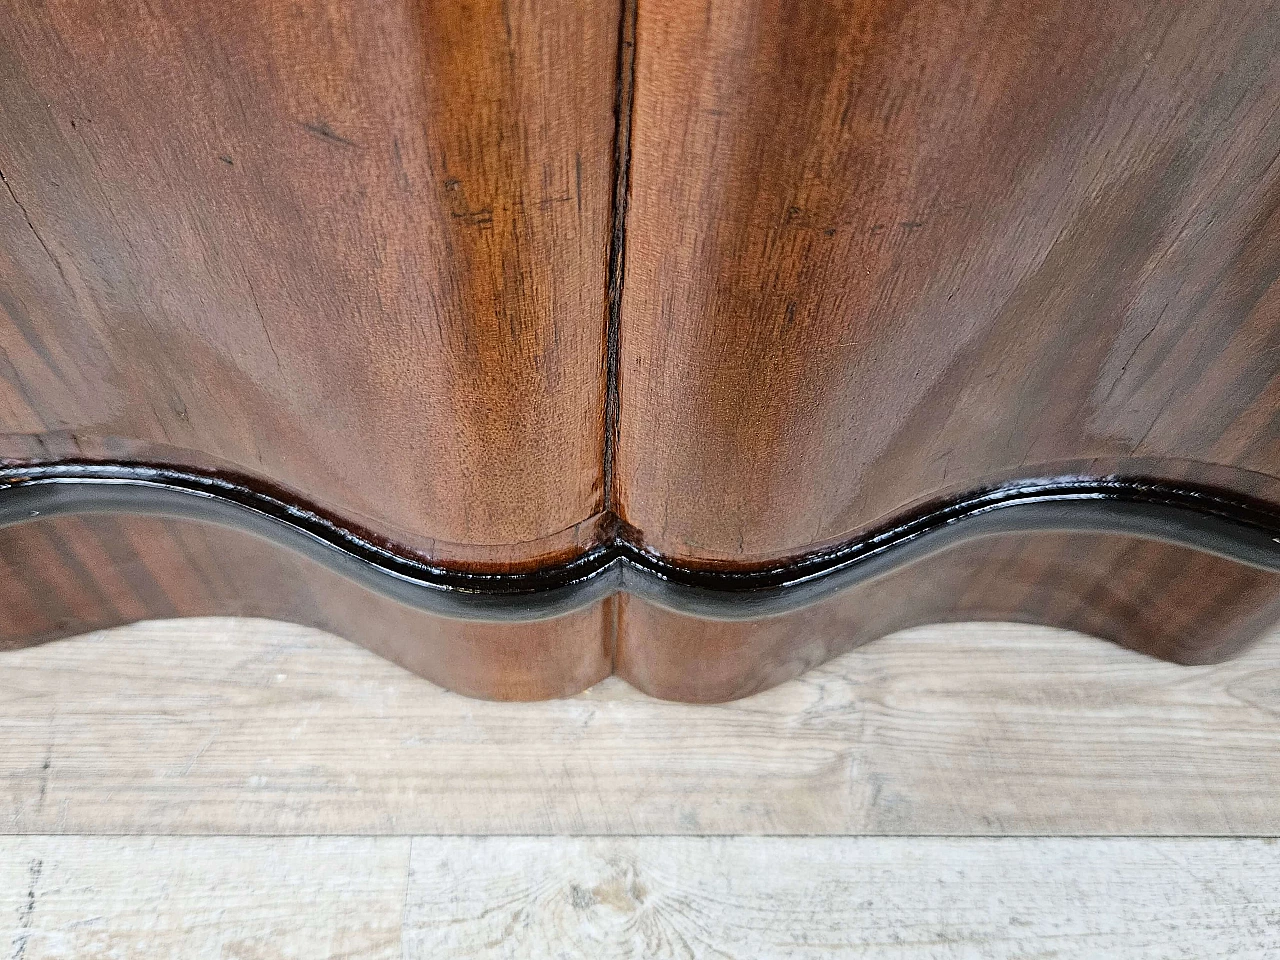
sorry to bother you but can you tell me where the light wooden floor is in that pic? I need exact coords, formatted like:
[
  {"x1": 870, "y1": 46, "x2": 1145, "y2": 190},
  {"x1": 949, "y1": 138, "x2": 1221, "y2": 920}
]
[{"x1": 2, "y1": 617, "x2": 1279, "y2": 957}]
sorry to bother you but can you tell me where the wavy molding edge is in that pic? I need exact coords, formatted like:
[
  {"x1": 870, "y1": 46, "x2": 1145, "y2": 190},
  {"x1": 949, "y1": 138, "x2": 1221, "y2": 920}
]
[{"x1": 4, "y1": 461, "x2": 1280, "y2": 623}]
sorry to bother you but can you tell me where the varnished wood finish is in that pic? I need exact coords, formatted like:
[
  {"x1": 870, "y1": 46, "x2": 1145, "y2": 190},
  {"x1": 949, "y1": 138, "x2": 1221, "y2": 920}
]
[
  {"x1": 617, "y1": 0, "x2": 1280, "y2": 563},
  {"x1": 4, "y1": 499, "x2": 1280, "y2": 702},
  {"x1": 0, "y1": 512, "x2": 612, "y2": 701},
  {"x1": 618, "y1": 534, "x2": 1280, "y2": 702},
  {"x1": 4, "y1": 0, "x2": 1280, "y2": 700},
  {"x1": 0, "y1": 0, "x2": 617, "y2": 566}
]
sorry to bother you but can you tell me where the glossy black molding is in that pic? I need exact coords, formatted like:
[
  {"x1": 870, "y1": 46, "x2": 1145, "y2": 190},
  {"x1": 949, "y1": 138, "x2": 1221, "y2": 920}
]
[{"x1": 5, "y1": 461, "x2": 1280, "y2": 622}]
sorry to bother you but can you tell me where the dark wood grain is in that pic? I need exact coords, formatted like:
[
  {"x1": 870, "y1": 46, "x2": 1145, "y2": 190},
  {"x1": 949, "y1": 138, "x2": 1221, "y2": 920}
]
[
  {"x1": 617, "y1": 0, "x2": 1280, "y2": 564},
  {"x1": 4, "y1": 0, "x2": 1280, "y2": 700},
  {"x1": 618, "y1": 534, "x2": 1280, "y2": 703},
  {"x1": 0, "y1": 0, "x2": 617, "y2": 568},
  {"x1": 5, "y1": 504, "x2": 1278, "y2": 702},
  {"x1": 0, "y1": 512, "x2": 613, "y2": 701}
]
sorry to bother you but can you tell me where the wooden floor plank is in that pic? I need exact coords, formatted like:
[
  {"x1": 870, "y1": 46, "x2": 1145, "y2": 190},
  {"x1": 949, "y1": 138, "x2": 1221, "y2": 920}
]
[
  {"x1": 0, "y1": 836, "x2": 410, "y2": 959},
  {"x1": 2, "y1": 617, "x2": 1279, "y2": 835},
  {"x1": 404, "y1": 837, "x2": 1280, "y2": 958},
  {"x1": 2, "y1": 836, "x2": 1275, "y2": 959}
]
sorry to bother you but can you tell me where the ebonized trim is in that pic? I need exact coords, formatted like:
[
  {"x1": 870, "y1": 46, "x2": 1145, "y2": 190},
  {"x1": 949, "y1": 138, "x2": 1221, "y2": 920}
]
[{"x1": 5, "y1": 461, "x2": 1280, "y2": 622}]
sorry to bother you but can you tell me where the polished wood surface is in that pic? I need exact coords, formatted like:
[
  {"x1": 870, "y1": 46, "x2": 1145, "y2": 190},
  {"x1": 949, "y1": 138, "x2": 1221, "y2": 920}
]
[
  {"x1": 619, "y1": 534, "x2": 1280, "y2": 702},
  {"x1": 3, "y1": 0, "x2": 1280, "y2": 700},
  {"x1": 618, "y1": 0, "x2": 1280, "y2": 563},
  {"x1": 5, "y1": 509, "x2": 1278, "y2": 702},
  {"x1": 0, "y1": 513, "x2": 612, "y2": 701},
  {"x1": 0, "y1": 0, "x2": 617, "y2": 566}
]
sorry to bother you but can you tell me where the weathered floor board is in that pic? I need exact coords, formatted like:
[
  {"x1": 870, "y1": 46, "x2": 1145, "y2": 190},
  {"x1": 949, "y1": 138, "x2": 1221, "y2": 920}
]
[
  {"x1": 402, "y1": 837, "x2": 1280, "y2": 960},
  {"x1": 2, "y1": 618, "x2": 1280, "y2": 835},
  {"x1": 0, "y1": 836, "x2": 1276, "y2": 959},
  {"x1": 0, "y1": 836, "x2": 410, "y2": 959}
]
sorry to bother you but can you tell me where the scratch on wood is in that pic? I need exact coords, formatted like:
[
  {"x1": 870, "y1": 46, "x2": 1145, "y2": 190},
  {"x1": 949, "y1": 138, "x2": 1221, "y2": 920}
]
[
  {"x1": 300, "y1": 120, "x2": 359, "y2": 149},
  {"x1": 12, "y1": 858, "x2": 42, "y2": 960},
  {"x1": 0, "y1": 167, "x2": 75, "y2": 295}
]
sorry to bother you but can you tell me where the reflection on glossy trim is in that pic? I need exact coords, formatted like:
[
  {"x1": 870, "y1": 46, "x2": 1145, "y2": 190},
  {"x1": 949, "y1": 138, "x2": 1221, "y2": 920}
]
[{"x1": 4, "y1": 461, "x2": 1280, "y2": 623}]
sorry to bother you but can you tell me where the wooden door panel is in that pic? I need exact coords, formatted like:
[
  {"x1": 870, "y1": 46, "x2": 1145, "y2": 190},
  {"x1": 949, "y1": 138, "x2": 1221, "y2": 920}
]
[
  {"x1": 617, "y1": 534, "x2": 1280, "y2": 703},
  {"x1": 0, "y1": 511, "x2": 613, "y2": 701},
  {"x1": 0, "y1": 0, "x2": 617, "y2": 567},
  {"x1": 617, "y1": 0, "x2": 1280, "y2": 564},
  {"x1": 4, "y1": 0, "x2": 1280, "y2": 701}
]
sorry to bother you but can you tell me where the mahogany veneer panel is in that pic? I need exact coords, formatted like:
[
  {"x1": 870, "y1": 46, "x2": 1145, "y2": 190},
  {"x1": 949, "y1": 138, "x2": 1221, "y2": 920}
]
[
  {"x1": 0, "y1": 0, "x2": 616, "y2": 566},
  {"x1": 617, "y1": 0, "x2": 1280, "y2": 563},
  {"x1": 3, "y1": 0, "x2": 1280, "y2": 701},
  {"x1": 0, "y1": 512, "x2": 612, "y2": 701},
  {"x1": 4, "y1": 507, "x2": 1279, "y2": 703},
  {"x1": 618, "y1": 534, "x2": 1280, "y2": 703}
]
